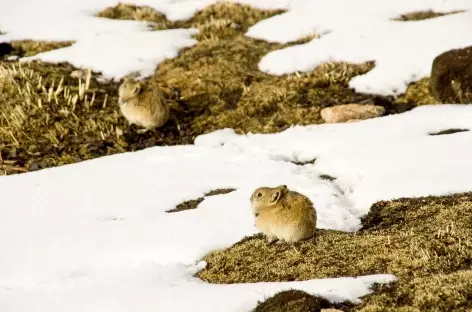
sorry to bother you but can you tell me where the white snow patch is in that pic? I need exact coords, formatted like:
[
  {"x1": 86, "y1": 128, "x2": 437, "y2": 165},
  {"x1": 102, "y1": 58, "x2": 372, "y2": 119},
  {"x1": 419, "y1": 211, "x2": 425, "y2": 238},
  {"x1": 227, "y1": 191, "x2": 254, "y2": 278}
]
[
  {"x1": 0, "y1": 261, "x2": 395, "y2": 312},
  {"x1": 0, "y1": 0, "x2": 198, "y2": 81},
  {"x1": 24, "y1": 29, "x2": 198, "y2": 80},
  {"x1": 2, "y1": 105, "x2": 472, "y2": 310},
  {"x1": 0, "y1": 132, "x2": 393, "y2": 311},
  {"x1": 197, "y1": 105, "x2": 472, "y2": 212},
  {"x1": 0, "y1": 144, "x2": 360, "y2": 288},
  {"x1": 0, "y1": 0, "x2": 294, "y2": 80},
  {"x1": 246, "y1": 0, "x2": 472, "y2": 96}
]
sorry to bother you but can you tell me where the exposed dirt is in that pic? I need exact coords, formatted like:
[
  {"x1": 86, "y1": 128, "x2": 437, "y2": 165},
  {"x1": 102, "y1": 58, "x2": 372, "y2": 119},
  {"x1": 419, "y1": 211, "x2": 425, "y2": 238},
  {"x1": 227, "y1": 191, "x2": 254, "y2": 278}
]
[
  {"x1": 167, "y1": 188, "x2": 236, "y2": 212},
  {"x1": 429, "y1": 128, "x2": 469, "y2": 136},
  {"x1": 392, "y1": 10, "x2": 465, "y2": 21}
]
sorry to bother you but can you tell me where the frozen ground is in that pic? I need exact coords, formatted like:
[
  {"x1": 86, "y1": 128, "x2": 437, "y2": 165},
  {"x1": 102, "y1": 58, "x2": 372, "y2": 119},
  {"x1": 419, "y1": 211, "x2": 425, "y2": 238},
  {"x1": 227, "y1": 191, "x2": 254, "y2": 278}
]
[{"x1": 2, "y1": 105, "x2": 472, "y2": 310}]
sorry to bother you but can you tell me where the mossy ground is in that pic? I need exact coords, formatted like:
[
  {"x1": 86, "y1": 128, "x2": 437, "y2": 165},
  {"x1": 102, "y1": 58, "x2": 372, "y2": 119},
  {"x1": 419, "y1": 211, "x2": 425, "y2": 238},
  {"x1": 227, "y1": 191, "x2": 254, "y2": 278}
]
[{"x1": 0, "y1": 3, "x2": 439, "y2": 175}]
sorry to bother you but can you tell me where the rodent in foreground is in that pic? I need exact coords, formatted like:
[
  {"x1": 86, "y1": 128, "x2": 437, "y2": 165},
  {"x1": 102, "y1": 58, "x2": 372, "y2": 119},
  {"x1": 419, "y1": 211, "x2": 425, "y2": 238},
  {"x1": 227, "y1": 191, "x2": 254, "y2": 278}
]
[
  {"x1": 118, "y1": 78, "x2": 170, "y2": 133},
  {"x1": 250, "y1": 185, "x2": 317, "y2": 243}
]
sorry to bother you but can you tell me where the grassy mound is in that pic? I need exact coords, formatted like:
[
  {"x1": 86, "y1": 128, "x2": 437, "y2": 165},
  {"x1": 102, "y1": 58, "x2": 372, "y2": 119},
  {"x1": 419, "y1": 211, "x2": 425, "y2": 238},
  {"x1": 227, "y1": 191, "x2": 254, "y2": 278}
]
[
  {"x1": 251, "y1": 289, "x2": 353, "y2": 312},
  {"x1": 197, "y1": 192, "x2": 472, "y2": 311},
  {"x1": 0, "y1": 2, "x2": 437, "y2": 176}
]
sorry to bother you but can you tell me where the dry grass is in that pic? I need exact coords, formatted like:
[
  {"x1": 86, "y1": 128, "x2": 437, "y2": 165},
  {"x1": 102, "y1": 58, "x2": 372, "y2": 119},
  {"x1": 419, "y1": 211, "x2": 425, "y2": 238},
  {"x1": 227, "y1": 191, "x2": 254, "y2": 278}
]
[
  {"x1": 395, "y1": 78, "x2": 437, "y2": 106},
  {"x1": 392, "y1": 10, "x2": 465, "y2": 21},
  {"x1": 9, "y1": 40, "x2": 74, "y2": 57},
  {"x1": 252, "y1": 289, "x2": 354, "y2": 312},
  {"x1": 198, "y1": 193, "x2": 472, "y2": 311}
]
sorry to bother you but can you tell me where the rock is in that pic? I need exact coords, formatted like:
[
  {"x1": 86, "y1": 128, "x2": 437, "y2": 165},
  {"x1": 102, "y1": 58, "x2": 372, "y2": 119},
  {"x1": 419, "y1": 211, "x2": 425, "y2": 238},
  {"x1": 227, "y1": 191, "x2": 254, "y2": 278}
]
[
  {"x1": 28, "y1": 162, "x2": 40, "y2": 171},
  {"x1": 70, "y1": 68, "x2": 91, "y2": 79},
  {"x1": 0, "y1": 42, "x2": 13, "y2": 58},
  {"x1": 429, "y1": 46, "x2": 472, "y2": 104},
  {"x1": 320, "y1": 104, "x2": 385, "y2": 123}
]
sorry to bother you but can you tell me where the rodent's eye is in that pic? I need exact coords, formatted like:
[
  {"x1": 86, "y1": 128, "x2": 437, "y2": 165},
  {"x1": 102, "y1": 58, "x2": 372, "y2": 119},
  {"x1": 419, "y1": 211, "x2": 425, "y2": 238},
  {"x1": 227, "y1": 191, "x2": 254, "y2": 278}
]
[{"x1": 257, "y1": 192, "x2": 262, "y2": 198}]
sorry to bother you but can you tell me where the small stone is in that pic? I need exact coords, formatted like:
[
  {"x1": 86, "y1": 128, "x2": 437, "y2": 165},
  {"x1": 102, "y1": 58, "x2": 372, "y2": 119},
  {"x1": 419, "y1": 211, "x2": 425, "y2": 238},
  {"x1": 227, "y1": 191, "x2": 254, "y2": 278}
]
[
  {"x1": 70, "y1": 69, "x2": 89, "y2": 79},
  {"x1": 320, "y1": 104, "x2": 385, "y2": 123},
  {"x1": 29, "y1": 162, "x2": 40, "y2": 171},
  {"x1": 8, "y1": 148, "x2": 17, "y2": 158},
  {"x1": 429, "y1": 46, "x2": 472, "y2": 104},
  {"x1": 230, "y1": 22, "x2": 241, "y2": 29}
]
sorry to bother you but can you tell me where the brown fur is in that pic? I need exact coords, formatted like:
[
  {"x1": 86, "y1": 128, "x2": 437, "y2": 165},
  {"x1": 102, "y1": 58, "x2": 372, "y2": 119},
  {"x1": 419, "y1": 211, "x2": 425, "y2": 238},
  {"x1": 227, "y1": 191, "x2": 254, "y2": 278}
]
[
  {"x1": 118, "y1": 78, "x2": 170, "y2": 131},
  {"x1": 250, "y1": 185, "x2": 317, "y2": 243},
  {"x1": 429, "y1": 46, "x2": 472, "y2": 104}
]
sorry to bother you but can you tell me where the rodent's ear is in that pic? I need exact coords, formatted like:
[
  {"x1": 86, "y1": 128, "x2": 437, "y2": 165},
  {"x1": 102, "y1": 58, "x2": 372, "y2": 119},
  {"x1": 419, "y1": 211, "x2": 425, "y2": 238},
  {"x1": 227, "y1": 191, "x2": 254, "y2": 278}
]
[
  {"x1": 276, "y1": 185, "x2": 288, "y2": 194},
  {"x1": 132, "y1": 83, "x2": 142, "y2": 96},
  {"x1": 270, "y1": 190, "x2": 282, "y2": 204}
]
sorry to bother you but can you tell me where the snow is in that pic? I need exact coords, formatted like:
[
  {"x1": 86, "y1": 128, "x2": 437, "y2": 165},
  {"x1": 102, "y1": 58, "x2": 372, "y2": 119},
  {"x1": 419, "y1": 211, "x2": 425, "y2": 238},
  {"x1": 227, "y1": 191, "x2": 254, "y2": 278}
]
[
  {"x1": 0, "y1": 135, "x2": 396, "y2": 311},
  {"x1": 2, "y1": 105, "x2": 472, "y2": 310},
  {"x1": 0, "y1": 0, "x2": 291, "y2": 81},
  {"x1": 197, "y1": 105, "x2": 472, "y2": 212},
  {"x1": 247, "y1": 0, "x2": 472, "y2": 96},
  {"x1": 25, "y1": 29, "x2": 198, "y2": 79},
  {"x1": 1, "y1": 261, "x2": 394, "y2": 312},
  {"x1": 0, "y1": 0, "x2": 198, "y2": 81},
  {"x1": 3, "y1": 0, "x2": 471, "y2": 92}
]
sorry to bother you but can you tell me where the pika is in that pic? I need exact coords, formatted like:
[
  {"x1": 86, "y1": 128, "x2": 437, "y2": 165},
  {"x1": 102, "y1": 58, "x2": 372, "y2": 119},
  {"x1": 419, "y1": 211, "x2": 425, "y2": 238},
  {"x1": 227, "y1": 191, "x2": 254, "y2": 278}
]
[
  {"x1": 118, "y1": 78, "x2": 170, "y2": 133},
  {"x1": 250, "y1": 185, "x2": 317, "y2": 243}
]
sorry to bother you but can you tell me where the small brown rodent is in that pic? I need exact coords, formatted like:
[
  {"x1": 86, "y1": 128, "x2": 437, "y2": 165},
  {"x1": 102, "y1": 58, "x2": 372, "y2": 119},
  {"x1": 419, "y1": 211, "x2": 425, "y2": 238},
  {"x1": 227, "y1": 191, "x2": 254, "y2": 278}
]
[
  {"x1": 118, "y1": 78, "x2": 170, "y2": 133},
  {"x1": 250, "y1": 185, "x2": 317, "y2": 243}
]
